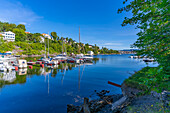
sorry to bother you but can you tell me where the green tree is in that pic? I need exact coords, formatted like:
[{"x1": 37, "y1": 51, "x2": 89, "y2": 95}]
[
  {"x1": 51, "y1": 32, "x2": 58, "y2": 40},
  {"x1": 3, "y1": 23, "x2": 16, "y2": 31},
  {"x1": 13, "y1": 28, "x2": 26, "y2": 42},
  {"x1": 0, "y1": 35, "x2": 4, "y2": 46},
  {"x1": 32, "y1": 33, "x2": 42, "y2": 43},
  {"x1": 17, "y1": 24, "x2": 26, "y2": 31},
  {"x1": 0, "y1": 21, "x2": 4, "y2": 32},
  {"x1": 94, "y1": 44, "x2": 98, "y2": 54},
  {"x1": 26, "y1": 33, "x2": 33, "y2": 42},
  {"x1": 119, "y1": 0, "x2": 170, "y2": 92}
]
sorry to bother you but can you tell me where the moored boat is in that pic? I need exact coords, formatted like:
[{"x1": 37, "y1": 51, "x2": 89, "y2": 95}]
[
  {"x1": 143, "y1": 58, "x2": 155, "y2": 62},
  {"x1": 18, "y1": 60, "x2": 27, "y2": 68},
  {"x1": 27, "y1": 61, "x2": 36, "y2": 65}
]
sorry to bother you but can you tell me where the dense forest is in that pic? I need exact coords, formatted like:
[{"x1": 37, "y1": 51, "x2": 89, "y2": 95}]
[{"x1": 0, "y1": 21, "x2": 119, "y2": 55}]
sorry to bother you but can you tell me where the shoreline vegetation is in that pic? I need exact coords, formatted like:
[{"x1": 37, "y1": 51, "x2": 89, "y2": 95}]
[
  {"x1": 0, "y1": 21, "x2": 120, "y2": 55},
  {"x1": 16, "y1": 53, "x2": 125, "y2": 58}
]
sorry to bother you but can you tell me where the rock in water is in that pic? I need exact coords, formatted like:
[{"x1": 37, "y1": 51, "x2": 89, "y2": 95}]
[{"x1": 83, "y1": 97, "x2": 91, "y2": 113}]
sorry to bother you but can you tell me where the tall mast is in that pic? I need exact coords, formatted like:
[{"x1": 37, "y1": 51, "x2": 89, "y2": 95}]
[
  {"x1": 61, "y1": 33, "x2": 63, "y2": 54},
  {"x1": 45, "y1": 40, "x2": 46, "y2": 58},
  {"x1": 79, "y1": 27, "x2": 80, "y2": 54},
  {"x1": 48, "y1": 32, "x2": 49, "y2": 57}
]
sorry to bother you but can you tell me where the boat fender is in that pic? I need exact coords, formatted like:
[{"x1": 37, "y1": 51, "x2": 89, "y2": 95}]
[
  {"x1": 29, "y1": 65, "x2": 33, "y2": 69},
  {"x1": 15, "y1": 66, "x2": 18, "y2": 71}
]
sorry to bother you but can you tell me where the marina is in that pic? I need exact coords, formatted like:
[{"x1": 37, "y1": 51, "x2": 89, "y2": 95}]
[
  {"x1": 0, "y1": 0, "x2": 168, "y2": 112},
  {"x1": 0, "y1": 54, "x2": 158, "y2": 113}
]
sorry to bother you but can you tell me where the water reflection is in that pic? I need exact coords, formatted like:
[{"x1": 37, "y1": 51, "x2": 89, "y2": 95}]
[
  {"x1": 0, "y1": 62, "x2": 95, "y2": 89},
  {"x1": 18, "y1": 69, "x2": 27, "y2": 75},
  {"x1": 0, "y1": 71, "x2": 26, "y2": 88},
  {"x1": 0, "y1": 71, "x2": 16, "y2": 82}
]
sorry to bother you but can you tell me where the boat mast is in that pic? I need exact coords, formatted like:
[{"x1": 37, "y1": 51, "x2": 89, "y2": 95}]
[
  {"x1": 78, "y1": 65, "x2": 80, "y2": 90},
  {"x1": 45, "y1": 41, "x2": 46, "y2": 58},
  {"x1": 78, "y1": 27, "x2": 80, "y2": 54},
  {"x1": 48, "y1": 32, "x2": 49, "y2": 57},
  {"x1": 61, "y1": 33, "x2": 63, "y2": 54}
]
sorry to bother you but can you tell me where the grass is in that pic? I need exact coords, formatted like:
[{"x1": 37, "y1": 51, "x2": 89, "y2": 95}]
[
  {"x1": 124, "y1": 66, "x2": 170, "y2": 93},
  {"x1": 127, "y1": 102, "x2": 170, "y2": 113}
]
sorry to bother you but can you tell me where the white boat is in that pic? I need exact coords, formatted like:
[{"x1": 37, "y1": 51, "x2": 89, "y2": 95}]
[
  {"x1": 18, "y1": 60, "x2": 27, "y2": 68},
  {"x1": 82, "y1": 55, "x2": 93, "y2": 61},
  {"x1": 0, "y1": 67, "x2": 7, "y2": 72},
  {"x1": 53, "y1": 34, "x2": 68, "y2": 61},
  {"x1": 129, "y1": 55, "x2": 141, "y2": 59},
  {"x1": 143, "y1": 58, "x2": 155, "y2": 62},
  {"x1": 53, "y1": 54, "x2": 67, "y2": 60},
  {"x1": 129, "y1": 55, "x2": 134, "y2": 58},
  {"x1": 47, "y1": 60, "x2": 59, "y2": 65},
  {"x1": 0, "y1": 56, "x2": 17, "y2": 61},
  {"x1": 67, "y1": 58, "x2": 81, "y2": 64},
  {"x1": 76, "y1": 54, "x2": 93, "y2": 62},
  {"x1": 0, "y1": 60, "x2": 14, "y2": 72},
  {"x1": 0, "y1": 60, "x2": 3, "y2": 64}
]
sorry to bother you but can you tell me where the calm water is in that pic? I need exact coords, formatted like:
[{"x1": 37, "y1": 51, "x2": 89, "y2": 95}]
[{"x1": 0, "y1": 55, "x2": 158, "y2": 113}]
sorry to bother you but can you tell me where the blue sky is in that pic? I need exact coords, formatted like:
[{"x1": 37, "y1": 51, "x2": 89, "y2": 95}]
[{"x1": 0, "y1": 0, "x2": 139, "y2": 50}]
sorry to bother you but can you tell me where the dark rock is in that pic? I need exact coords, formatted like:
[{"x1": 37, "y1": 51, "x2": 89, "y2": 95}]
[
  {"x1": 67, "y1": 104, "x2": 82, "y2": 113},
  {"x1": 96, "y1": 90, "x2": 110, "y2": 99},
  {"x1": 121, "y1": 82, "x2": 142, "y2": 98}
]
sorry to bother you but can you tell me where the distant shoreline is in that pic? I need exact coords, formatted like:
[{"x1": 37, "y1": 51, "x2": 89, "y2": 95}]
[{"x1": 12, "y1": 53, "x2": 134, "y2": 58}]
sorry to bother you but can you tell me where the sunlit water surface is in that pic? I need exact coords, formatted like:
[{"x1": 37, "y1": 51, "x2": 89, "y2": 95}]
[{"x1": 0, "y1": 55, "x2": 158, "y2": 113}]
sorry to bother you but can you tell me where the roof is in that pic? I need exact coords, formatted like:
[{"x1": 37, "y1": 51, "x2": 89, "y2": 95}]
[
  {"x1": 5, "y1": 51, "x2": 12, "y2": 53},
  {"x1": 25, "y1": 32, "x2": 30, "y2": 34},
  {"x1": 4, "y1": 31, "x2": 14, "y2": 34},
  {"x1": 42, "y1": 33, "x2": 49, "y2": 35},
  {"x1": 0, "y1": 53, "x2": 11, "y2": 55}
]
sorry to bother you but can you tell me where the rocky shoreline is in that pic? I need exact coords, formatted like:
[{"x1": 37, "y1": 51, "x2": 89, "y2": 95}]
[
  {"x1": 67, "y1": 90, "x2": 124, "y2": 113},
  {"x1": 67, "y1": 83, "x2": 170, "y2": 113}
]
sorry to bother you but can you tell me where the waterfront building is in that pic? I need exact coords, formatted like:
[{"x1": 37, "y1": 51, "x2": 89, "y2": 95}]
[
  {"x1": 63, "y1": 38, "x2": 68, "y2": 43},
  {"x1": 73, "y1": 40, "x2": 77, "y2": 43},
  {"x1": 88, "y1": 51, "x2": 94, "y2": 55},
  {"x1": 42, "y1": 33, "x2": 52, "y2": 39},
  {"x1": 40, "y1": 36, "x2": 45, "y2": 43},
  {"x1": 0, "y1": 31, "x2": 15, "y2": 42},
  {"x1": 88, "y1": 45, "x2": 93, "y2": 48},
  {"x1": 25, "y1": 32, "x2": 30, "y2": 34}
]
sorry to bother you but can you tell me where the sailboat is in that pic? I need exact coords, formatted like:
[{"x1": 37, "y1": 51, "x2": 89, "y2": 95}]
[
  {"x1": 37, "y1": 32, "x2": 58, "y2": 65},
  {"x1": 37, "y1": 35, "x2": 49, "y2": 63},
  {"x1": 76, "y1": 27, "x2": 93, "y2": 62},
  {"x1": 53, "y1": 35, "x2": 68, "y2": 62}
]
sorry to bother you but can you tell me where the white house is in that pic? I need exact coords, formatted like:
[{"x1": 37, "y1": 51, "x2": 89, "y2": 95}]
[
  {"x1": 88, "y1": 45, "x2": 93, "y2": 48},
  {"x1": 40, "y1": 36, "x2": 45, "y2": 43},
  {"x1": 42, "y1": 33, "x2": 52, "y2": 39},
  {"x1": 63, "y1": 38, "x2": 68, "y2": 43},
  {"x1": 0, "y1": 31, "x2": 15, "y2": 42},
  {"x1": 88, "y1": 51, "x2": 94, "y2": 55}
]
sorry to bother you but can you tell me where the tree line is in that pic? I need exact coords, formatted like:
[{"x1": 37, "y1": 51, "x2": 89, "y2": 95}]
[{"x1": 0, "y1": 21, "x2": 119, "y2": 55}]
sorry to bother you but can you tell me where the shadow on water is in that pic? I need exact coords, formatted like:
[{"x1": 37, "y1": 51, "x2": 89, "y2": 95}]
[{"x1": 0, "y1": 58, "x2": 98, "y2": 89}]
